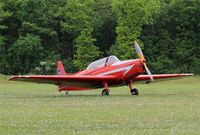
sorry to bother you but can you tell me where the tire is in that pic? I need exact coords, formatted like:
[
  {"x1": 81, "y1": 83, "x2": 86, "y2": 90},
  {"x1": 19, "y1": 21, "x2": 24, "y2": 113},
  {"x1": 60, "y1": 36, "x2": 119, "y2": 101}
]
[
  {"x1": 131, "y1": 88, "x2": 139, "y2": 95},
  {"x1": 102, "y1": 89, "x2": 109, "y2": 96}
]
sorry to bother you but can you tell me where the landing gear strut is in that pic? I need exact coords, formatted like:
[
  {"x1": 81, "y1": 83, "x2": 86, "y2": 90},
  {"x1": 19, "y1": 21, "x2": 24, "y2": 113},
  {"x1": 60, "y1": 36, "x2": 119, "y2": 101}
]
[
  {"x1": 102, "y1": 82, "x2": 109, "y2": 96},
  {"x1": 129, "y1": 80, "x2": 139, "y2": 95}
]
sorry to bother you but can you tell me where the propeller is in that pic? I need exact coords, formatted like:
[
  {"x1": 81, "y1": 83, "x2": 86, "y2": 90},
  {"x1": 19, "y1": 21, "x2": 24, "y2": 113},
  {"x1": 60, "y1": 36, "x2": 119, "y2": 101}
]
[{"x1": 134, "y1": 41, "x2": 154, "y2": 81}]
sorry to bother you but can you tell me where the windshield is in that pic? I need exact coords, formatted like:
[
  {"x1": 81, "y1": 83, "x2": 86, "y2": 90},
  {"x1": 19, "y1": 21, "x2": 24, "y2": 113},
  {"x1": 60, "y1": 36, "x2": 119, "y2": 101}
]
[{"x1": 86, "y1": 55, "x2": 120, "y2": 70}]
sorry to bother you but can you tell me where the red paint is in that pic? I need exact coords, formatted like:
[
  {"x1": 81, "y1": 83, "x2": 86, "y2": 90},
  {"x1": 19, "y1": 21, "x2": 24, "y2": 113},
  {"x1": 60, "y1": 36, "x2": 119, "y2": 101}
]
[{"x1": 57, "y1": 61, "x2": 67, "y2": 75}]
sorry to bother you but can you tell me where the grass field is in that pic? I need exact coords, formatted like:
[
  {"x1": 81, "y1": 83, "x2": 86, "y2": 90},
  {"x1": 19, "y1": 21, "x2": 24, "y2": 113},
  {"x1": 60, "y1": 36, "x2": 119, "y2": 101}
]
[{"x1": 0, "y1": 75, "x2": 200, "y2": 135}]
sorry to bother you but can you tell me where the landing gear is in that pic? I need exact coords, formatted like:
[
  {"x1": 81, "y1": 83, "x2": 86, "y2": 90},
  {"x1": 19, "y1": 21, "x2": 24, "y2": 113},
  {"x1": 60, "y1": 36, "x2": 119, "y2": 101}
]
[
  {"x1": 102, "y1": 89, "x2": 109, "y2": 96},
  {"x1": 130, "y1": 88, "x2": 139, "y2": 95},
  {"x1": 65, "y1": 91, "x2": 69, "y2": 96},
  {"x1": 102, "y1": 82, "x2": 109, "y2": 96},
  {"x1": 128, "y1": 80, "x2": 139, "y2": 96}
]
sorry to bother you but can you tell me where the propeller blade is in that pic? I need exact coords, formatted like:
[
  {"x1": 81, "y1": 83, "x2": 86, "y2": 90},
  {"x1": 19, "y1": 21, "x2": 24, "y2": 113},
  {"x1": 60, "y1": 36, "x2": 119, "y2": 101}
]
[
  {"x1": 134, "y1": 41, "x2": 144, "y2": 60},
  {"x1": 134, "y1": 41, "x2": 154, "y2": 81},
  {"x1": 143, "y1": 63, "x2": 154, "y2": 81}
]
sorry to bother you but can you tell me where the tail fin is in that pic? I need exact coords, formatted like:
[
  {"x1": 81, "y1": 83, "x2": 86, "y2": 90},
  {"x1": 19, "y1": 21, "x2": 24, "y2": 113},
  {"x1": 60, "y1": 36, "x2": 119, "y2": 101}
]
[{"x1": 57, "y1": 61, "x2": 67, "y2": 75}]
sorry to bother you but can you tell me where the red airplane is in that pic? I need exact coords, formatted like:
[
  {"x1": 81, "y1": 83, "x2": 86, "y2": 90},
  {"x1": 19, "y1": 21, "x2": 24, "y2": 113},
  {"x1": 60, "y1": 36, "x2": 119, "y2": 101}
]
[{"x1": 10, "y1": 41, "x2": 193, "y2": 95}]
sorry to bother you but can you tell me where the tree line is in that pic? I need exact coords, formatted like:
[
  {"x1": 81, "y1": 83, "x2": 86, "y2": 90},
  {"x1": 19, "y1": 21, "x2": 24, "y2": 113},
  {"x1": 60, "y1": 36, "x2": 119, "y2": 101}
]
[{"x1": 0, "y1": 0, "x2": 199, "y2": 75}]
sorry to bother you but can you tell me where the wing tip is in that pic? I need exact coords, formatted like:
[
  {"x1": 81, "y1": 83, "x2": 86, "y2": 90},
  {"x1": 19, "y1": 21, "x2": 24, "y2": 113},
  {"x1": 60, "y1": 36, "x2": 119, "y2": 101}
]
[
  {"x1": 180, "y1": 73, "x2": 193, "y2": 76},
  {"x1": 9, "y1": 76, "x2": 15, "y2": 81},
  {"x1": 9, "y1": 75, "x2": 30, "y2": 81}
]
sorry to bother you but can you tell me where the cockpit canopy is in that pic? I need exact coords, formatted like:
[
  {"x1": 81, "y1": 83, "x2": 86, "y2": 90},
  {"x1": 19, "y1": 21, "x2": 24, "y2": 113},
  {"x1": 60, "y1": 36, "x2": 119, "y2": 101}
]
[{"x1": 86, "y1": 55, "x2": 120, "y2": 70}]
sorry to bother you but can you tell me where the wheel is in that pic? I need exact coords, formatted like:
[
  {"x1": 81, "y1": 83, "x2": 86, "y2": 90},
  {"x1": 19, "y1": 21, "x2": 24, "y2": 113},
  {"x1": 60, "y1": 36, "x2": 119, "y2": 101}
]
[
  {"x1": 131, "y1": 88, "x2": 139, "y2": 95},
  {"x1": 102, "y1": 89, "x2": 109, "y2": 96},
  {"x1": 65, "y1": 91, "x2": 69, "y2": 96}
]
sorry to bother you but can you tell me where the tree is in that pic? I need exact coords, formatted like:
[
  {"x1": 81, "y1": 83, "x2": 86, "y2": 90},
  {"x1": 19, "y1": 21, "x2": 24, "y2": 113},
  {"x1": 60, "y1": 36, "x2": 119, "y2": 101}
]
[
  {"x1": 93, "y1": 0, "x2": 117, "y2": 56},
  {"x1": 18, "y1": 0, "x2": 58, "y2": 52},
  {"x1": 0, "y1": 0, "x2": 199, "y2": 75},
  {"x1": 0, "y1": 2, "x2": 11, "y2": 30},
  {"x1": 8, "y1": 34, "x2": 43, "y2": 74},
  {"x1": 60, "y1": 0, "x2": 96, "y2": 36},
  {"x1": 73, "y1": 28, "x2": 100, "y2": 69},
  {"x1": 0, "y1": 2, "x2": 11, "y2": 74},
  {"x1": 142, "y1": 0, "x2": 200, "y2": 74},
  {"x1": 110, "y1": 0, "x2": 160, "y2": 60},
  {"x1": 60, "y1": 0, "x2": 101, "y2": 70}
]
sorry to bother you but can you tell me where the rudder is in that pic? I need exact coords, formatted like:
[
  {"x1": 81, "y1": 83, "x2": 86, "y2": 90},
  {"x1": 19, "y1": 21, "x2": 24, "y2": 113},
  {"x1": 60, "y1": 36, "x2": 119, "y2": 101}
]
[{"x1": 57, "y1": 61, "x2": 67, "y2": 75}]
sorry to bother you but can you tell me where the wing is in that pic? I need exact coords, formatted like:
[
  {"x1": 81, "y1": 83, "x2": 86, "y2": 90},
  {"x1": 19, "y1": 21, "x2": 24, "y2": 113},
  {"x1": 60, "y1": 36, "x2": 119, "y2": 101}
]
[
  {"x1": 133, "y1": 74, "x2": 193, "y2": 83},
  {"x1": 9, "y1": 75, "x2": 117, "y2": 90},
  {"x1": 10, "y1": 75, "x2": 117, "y2": 84}
]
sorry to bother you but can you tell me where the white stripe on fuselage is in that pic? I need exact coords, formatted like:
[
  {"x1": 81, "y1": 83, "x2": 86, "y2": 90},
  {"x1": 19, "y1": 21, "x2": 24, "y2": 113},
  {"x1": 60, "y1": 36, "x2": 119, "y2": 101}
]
[{"x1": 97, "y1": 64, "x2": 135, "y2": 76}]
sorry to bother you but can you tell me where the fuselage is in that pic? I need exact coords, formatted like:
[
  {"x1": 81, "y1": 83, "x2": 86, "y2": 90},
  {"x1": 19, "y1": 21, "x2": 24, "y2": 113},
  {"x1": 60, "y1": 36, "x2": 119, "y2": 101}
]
[
  {"x1": 76, "y1": 59, "x2": 144, "y2": 80},
  {"x1": 58, "y1": 59, "x2": 145, "y2": 91}
]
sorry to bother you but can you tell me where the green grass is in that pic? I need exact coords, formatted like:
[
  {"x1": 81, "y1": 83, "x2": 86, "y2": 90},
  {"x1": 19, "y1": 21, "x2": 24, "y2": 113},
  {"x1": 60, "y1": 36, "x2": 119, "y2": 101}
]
[{"x1": 0, "y1": 75, "x2": 200, "y2": 135}]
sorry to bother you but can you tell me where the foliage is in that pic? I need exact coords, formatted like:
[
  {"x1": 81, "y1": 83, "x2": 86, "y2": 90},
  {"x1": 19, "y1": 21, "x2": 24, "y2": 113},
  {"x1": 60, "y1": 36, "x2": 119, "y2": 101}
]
[
  {"x1": 8, "y1": 34, "x2": 43, "y2": 74},
  {"x1": 33, "y1": 61, "x2": 56, "y2": 75},
  {"x1": 0, "y1": 2, "x2": 11, "y2": 30},
  {"x1": 142, "y1": 0, "x2": 200, "y2": 74},
  {"x1": 73, "y1": 28, "x2": 100, "y2": 70},
  {"x1": 18, "y1": 0, "x2": 59, "y2": 52},
  {"x1": 93, "y1": 0, "x2": 117, "y2": 55},
  {"x1": 0, "y1": 36, "x2": 7, "y2": 74},
  {"x1": 110, "y1": 0, "x2": 160, "y2": 60},
  {"x1": 60, "y1": 0, "x2": 96, "y2": 36},
  {"x1": 0, "y1": 2, "x2": 11, "y2": 74},
  {"x1": 0, "y1": 0, "x2": 199, "y2": 74},
  {"x1": 60, "y1": 0, "x2": 101, "y2": 69}
]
